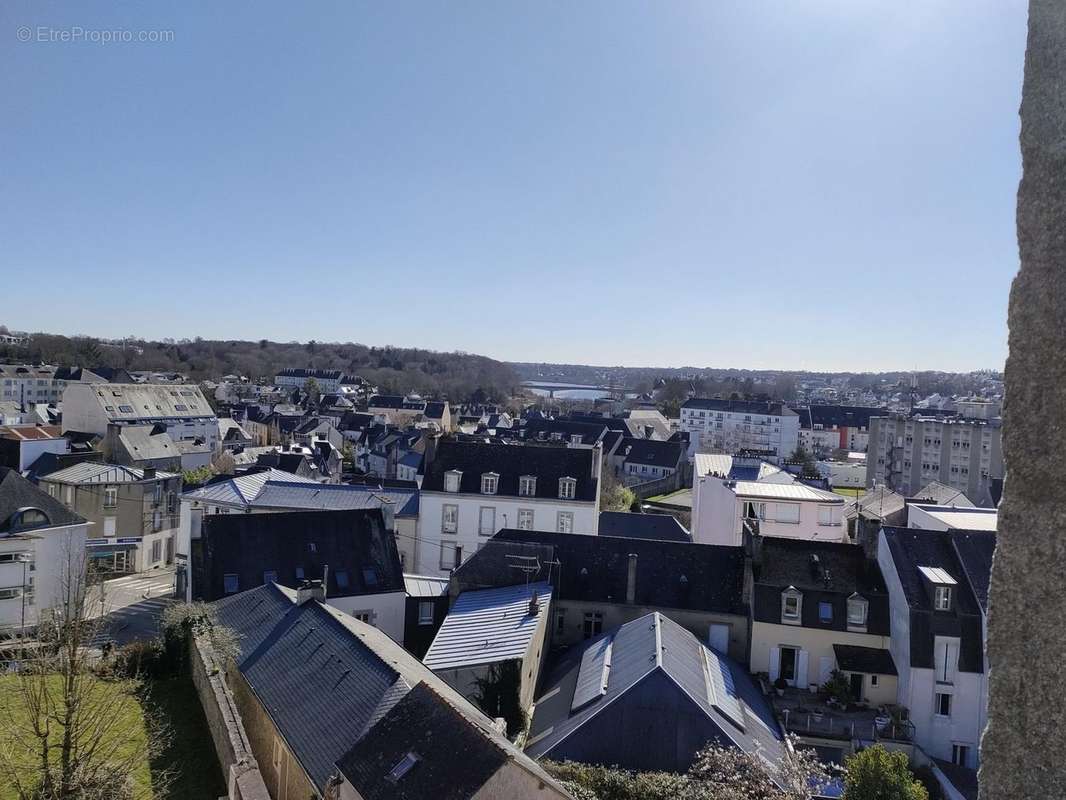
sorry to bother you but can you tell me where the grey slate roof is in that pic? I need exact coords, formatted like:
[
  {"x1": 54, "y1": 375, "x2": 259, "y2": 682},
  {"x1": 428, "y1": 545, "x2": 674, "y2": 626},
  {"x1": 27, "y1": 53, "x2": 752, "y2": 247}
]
[
  {"x1": 597, "y1": 511, "x2": 691, "y2": 542},
  {"x1": 0, "y1": 466, "x2": 86, "y2": 532},
  {"x1": 881, "y1": 527, "x2": 990, "y2": 672},
  {"x1": 682, "y1": 398, "x2": 794, "y2": 416},
  {"x1": 422, "y1": 440, "x2": 598, "y2": 502},
  {"x1": 424, "y1": 582, "x2": 552, "y2": 671},
  {"x1": 832, "y1": 644, "x2": 897, "y2": 675},
  {"x1": 214, "y1": 583, "x2": 570, "y2": 797},
  {"x1": 456, "y1": 529, "x2": 746, "y2": 616},
  {"x1": 526, "y1": 612, "x2": 783, "y2": 772},
  {"x1": 618, "y1": 437, "x2": 684, "y2": 468}
]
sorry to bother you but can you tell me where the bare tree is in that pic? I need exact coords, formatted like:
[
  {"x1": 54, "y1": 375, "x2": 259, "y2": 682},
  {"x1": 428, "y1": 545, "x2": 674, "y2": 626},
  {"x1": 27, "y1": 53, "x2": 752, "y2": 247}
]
[{"x1": 0, "y1": 536, "x2": 170, "y2": 800}]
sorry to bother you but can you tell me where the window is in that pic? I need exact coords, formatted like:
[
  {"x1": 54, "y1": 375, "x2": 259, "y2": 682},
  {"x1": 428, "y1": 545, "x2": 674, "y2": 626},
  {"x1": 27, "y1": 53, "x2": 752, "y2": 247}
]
[
  {"x1": 557, "y1": 512, "x2": 574, "y2": 533},
  {"x1": 418, "y1": 601, "x2": 434, "y2": 626},
  {"x1": 223, "y1": 574, "x2": 239, "y2": 595},
  {"x1": 781, "y1": 587, "x2": 801, "y2": 621},
  {"x1": 444, "y1": 470, "x2": 462, "y2": 493},
  {"x1": 104, "y1": 517, "x2": 116, "y2": 537},
  {"x1": 47, "y1": 483, "x2": 57, "y2": 498},
  {"x1": 847, "y1": 594, "x2": 868, "y2": 627},
  {"x1": 519, "y1": 476, "x2": 537, "y2": 497},
  {"x1": 480, "y1": 473, "x2": 498, "y2": 495},
  {"x1": 151, "y1": 539, "x2": 162, "y2": 563},
  {"x1": 817, "y1": 505, "x2": 835, "y2": 526},
  {"x1": 362, "y1": 568, "x2": 378, "y2": 587},
  {"x1": 295, "y1": 566, "x2": 305, "y2": 581},
  {"x1": 870, "y1": 674, "x2": 879, "y2": 687},
  {"x1": 517, "y1": 508, "x2": 534, "y2": 530},
  {"x1": 558, "y1": 477, "x2": 577, "y2": 500},
  {"x1": 742, "y1": 501, "x2": 765, "y2": 520},
  {"x1": 952, "y1": 744, "x2": 970, "y2": 766},
  {"x1": 353, "y1": 611, "x2": 373, "y2": 624},
  {"x1": 0, "y1": 588, "x2": 21, "y2": 600},
  {"x1": 308, "y1": 542, "x2": 317, "y2": 553},
  {"x1": 478, "y1": 506, "x2": 496, "y2": 536},
  {"x1": 774, "y1": 503, "x2": 801, "y2": 524},
  {"x1": 386, "y1": 752, "x2": 420, "y2": 783},
  {"x1": 441, "y1": 504, "x2": 458, "y2": 534},
  {"x1": 174, "y1": 404, "x2": 188, "y2": 411},
  {"x1": 934, "y1": 585, "x2": 952, "y2": 611},
  {"x1": 263, "y1": 570, "x2": 277, "y2": 584},
  {"x1": 935, "y1": 692, "x2": 952, "y2": 717},
  {"x1": 818, "y1": 602, "x2": 833, "y2": 623},
  {"x1": 439, "y1": 541, "x2": 458, "y2": 570},
  {"x1": 118, "y1": 405, "x2": 134, "y2": 413},
  {"x1": 583, "y1": 612, "x2": 603, "y2": 639},
  {"x1": 335, "y1": 570, "x2": 350, "y2": 589}
]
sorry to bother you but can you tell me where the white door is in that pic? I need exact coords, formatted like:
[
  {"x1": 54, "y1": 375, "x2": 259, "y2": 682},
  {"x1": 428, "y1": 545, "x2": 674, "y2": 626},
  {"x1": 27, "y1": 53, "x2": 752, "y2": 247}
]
[
  {"x1": 796, "y1": 650, "x2": 810, "y2": 691},
  {"x1": 708, "y1": 624, "x2": 730, "y2": 654},
  {"x1": 769, "y1": 647, "x2": 781, "y2": 681}
]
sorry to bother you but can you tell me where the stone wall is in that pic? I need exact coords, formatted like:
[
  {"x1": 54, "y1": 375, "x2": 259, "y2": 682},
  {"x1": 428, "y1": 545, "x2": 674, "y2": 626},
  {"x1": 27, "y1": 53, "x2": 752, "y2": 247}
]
[{"x1": 190, "y1": 635, "x2": 271, "y2": 800}]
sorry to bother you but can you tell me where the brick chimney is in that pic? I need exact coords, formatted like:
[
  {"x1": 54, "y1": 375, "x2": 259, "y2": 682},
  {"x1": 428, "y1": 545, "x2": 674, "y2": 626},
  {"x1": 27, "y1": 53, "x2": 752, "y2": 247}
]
[
  {"x1": 528, "y1": 590, "x2": 540, "y2": 616},
  {"x1": 296, "y1": 579, "x2": 325, "y2": 606},
  {"x1": 626, "y1": 553, "x2": 638, "y2": 605}
]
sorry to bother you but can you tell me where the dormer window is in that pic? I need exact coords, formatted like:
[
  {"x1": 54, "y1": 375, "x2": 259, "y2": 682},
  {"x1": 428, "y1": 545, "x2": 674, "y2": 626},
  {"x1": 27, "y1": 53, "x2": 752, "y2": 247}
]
[
  {"x1": 558, "y1": 477, "x2": 577, "y2": 500},
  {"x1": 444, "y1": 470, "x2": 462, "y2": 493},
  {"x1": 781, "y1": 586, "x2": 802, "y2": 623},
  {"x1": 480, "y1": 473, "x2": 499, "y2": 495},
  {"x1": 847, "y1": 593, "x2": 869, "y2": 628},
  {"x1": 935, "y1": 586, "x2": 952, "y2": 611},
  {"x1": 519, "y1": 476, "x2": 537, "y2": 497}
]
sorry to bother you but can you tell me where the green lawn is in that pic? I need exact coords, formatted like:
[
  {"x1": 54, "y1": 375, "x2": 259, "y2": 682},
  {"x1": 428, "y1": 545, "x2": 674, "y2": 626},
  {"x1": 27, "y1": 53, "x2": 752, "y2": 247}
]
[
  {"x1": 832, "y1": 487, "x2": 867, "y2": 498},
  {"x1": 0, "y1": 674, "x2": 224, "y2": 800}
]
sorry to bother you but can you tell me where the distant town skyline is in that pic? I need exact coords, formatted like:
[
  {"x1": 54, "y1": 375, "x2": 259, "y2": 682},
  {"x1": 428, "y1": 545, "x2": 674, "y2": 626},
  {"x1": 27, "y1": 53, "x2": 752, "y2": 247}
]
[{"x1": 3, "y1": 1, "x2": 1026, "y2": 372}]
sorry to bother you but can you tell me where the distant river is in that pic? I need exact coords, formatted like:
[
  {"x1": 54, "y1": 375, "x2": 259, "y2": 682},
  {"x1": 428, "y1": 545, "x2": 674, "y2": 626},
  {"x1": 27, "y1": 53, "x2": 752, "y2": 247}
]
[{"x1": 521, "y1": 381, "x2": 613, "y2": 400}]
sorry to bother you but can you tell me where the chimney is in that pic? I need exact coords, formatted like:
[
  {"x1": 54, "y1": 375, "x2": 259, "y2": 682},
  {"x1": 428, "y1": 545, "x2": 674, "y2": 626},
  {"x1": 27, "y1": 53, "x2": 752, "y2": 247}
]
[
  {"x1": 143, "y1": 466, "x2": 156, "y2": 480},
  {"x1": 378, "y1": 499, "x2": 396, "y2": 532},
  {"x1": 296, "y1": 579, "x2": 325, "y2": 605},
  {"x1": 626, "y1": 553, "x2": 638, "y2": 605},
  {"x1": 528, "y1": 590, "x2": 540, "y2": 616}
]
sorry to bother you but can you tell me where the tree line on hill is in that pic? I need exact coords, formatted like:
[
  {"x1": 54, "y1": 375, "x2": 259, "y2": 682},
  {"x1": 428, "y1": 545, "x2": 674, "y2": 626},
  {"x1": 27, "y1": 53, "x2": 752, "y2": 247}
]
[{"x1": 0, "y1": 332, "x2": 519, "y2": 402}]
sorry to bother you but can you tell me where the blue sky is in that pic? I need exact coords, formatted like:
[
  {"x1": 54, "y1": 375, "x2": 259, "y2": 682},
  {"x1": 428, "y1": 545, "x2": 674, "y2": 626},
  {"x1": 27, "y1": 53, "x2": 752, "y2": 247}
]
[{"x1": 1, "y1": 1, "x2": 1026, "y2": 371}]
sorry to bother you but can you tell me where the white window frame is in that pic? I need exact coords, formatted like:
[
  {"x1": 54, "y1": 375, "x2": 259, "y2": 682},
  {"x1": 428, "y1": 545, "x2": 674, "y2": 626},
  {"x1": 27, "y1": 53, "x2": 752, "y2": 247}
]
[
  {"x1": 774, "y1": 502, "x2": 801, "y2": 524},
  {"x1": 441, "y1": 504, "x2": 458, "y2": 535},
  {"x1": 444, "y1": 470, "x2": 462, "y2": 493},
  {"x1": 817, "y1": 505, "x2": 835, "y2": 526},
  {"x1": 557, "y1": 511, "x2": 574, "y2": 533},
  {"x1": 558, "y1": 477, "x2": 577, "y2": 500},
  {"x1": 418, "y1": 601, "x2": 434, "y2": 626},
  {"x1": 480, "y1": 473, "x2": 499, "y2": 495},
  {"x1": 847, "y1": 594, "x2": 868, "y2": 627},
  {"x1": 517, "y1": 508, "x2": 534, "y2": 530},
  {"x1": 781, "y1": 587, "x2": 802, "y2": 621},
  {"x1": 478, "y1": 506, "x2": 496, "y2": 537},
  {"x1": 935, "y1": 692, "x2": 952, "y2": 718},
  {"x1": 519, "y1": 475, "x2": 537, "y2": 497},
  {"x1": 934, "y1": 585, "x2": 952, "y2": 611}
]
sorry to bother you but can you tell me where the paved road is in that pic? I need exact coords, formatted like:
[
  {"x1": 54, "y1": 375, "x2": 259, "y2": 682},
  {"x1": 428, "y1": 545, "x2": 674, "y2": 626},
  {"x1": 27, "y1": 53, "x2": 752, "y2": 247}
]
[{"x1": 90, "y1": 569, "x2": 178, "y2": 648}]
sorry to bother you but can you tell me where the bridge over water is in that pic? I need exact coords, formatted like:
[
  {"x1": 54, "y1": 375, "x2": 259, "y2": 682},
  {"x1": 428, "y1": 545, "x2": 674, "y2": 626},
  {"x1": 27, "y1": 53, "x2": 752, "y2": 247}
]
[{"x1": 520, "y1": 380, "x2": 630, "y2": 399}]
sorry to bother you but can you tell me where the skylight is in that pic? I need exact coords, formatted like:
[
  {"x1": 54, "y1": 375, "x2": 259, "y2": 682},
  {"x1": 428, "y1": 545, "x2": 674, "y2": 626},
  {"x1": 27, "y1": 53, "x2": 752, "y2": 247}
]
[{"x1": 386, "y1": 752, "x2": 420, "y2": 782}]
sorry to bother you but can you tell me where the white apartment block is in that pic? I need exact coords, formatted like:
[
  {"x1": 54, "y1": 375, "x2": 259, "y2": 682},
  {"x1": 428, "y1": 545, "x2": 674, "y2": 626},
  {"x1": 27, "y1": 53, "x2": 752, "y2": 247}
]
[
  {"x1": 680, "y1": 399, "x2": 799, "y2": 463},
  {"x1": 0, "y1": 364, "x2": 104, "y2": 406},
  {"x1": 273, "y1": 368, "x2": 354, "y2": 394},
  {"x1": 866, "y1": 413, "x2": 1003, "y2": 506},
  {"x1": 418, "y1": 440, "x2": 601, "y2": 577}
]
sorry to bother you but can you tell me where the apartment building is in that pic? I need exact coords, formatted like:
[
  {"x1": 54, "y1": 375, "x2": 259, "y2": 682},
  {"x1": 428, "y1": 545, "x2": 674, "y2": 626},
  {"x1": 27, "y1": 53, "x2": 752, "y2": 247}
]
[
  {"x1": 419, "y1": 440, "x2": 601, "y2": 577},
  {"x1": 865, "y1": 413, "x2": 1003, "y2": 505},
  {"x1": 39, "y1": 463, "x2": 181, "y2": 575},
  {"x1": 680, "y1": 398, "x2": 799, "y2": 463},
  {"x1": 273, "y1": 368, "x2": 360, "y2": 394},
  {"x1": 62, "y1": 383, "x2": 219, "y2": 451},
  {"x1": 0, "y1": 364, "x2": 105, "y2": 406},
  {"x1": 793, "y1": 404, "x2": 880, "y2": 456}
]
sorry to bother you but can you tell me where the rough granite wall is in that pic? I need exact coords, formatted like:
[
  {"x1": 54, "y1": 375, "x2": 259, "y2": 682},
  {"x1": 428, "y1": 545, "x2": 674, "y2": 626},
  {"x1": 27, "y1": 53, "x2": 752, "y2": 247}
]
[{"x1": 980, "y1": 2, "x2": 1066, "y2": 798}]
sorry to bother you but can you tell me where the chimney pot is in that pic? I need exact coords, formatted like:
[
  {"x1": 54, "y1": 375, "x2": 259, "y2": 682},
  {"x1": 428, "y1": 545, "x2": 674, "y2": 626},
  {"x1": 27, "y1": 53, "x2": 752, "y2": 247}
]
[
  {"x1": 296, "y1": 579, "x2": 325, "y2": 606},
  {"x1": 528, "y1": 591, "x2": 540, "y2": 616}
]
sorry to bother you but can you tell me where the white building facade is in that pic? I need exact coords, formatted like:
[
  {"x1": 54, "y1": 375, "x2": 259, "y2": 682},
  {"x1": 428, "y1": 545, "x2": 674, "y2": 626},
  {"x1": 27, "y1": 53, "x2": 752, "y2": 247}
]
[{"x1": 681, "y1": 399, "x2": 799, "y2": 463}]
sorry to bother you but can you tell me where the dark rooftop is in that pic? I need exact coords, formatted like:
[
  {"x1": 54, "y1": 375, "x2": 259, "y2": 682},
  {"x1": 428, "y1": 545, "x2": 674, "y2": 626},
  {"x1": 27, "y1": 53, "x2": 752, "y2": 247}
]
[{"x1": 597, "y1": 511, "x2": 691, "y2": 542}]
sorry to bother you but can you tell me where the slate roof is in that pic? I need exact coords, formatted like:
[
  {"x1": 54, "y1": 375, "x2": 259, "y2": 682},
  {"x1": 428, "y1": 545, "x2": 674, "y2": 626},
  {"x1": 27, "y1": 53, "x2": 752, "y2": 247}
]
[
  {"x1": 41, "y1": 462, "x2": 177, "y2": 484},
  {"x1": 597, "y1": 511, "x2": 691, "y2": 542},
  {"x1": 116, "y1": 425, "x2": 181, "y2": 462},
  {"x1": 526, "y1": 612, "x2": 783, "y2": 772},
  {"x1": 199, "y1": 508, "x2": 403, "y2": 601},
  {"x1": 182, "y1": 468, "x2": 318, "y2": 506},
  {"x1": 0, "y1": 466, "x2": 85, "y2": 532},
  {"x1": 852, "y1": 485, "x2": 907, "y2": 521},
  {"x1": 832, "y1": 645, "x2": 897, "y2": 675},
  {"x1": 682, "y1": 398, "x2": 794, "y2": 416},
  {"x1": 911, "y1": 481, "x2": 974, "y2": 508},
  {"x1": 424, "y1": 582, "x2": 552, "y2": 671},
  {"x1": 335, "y1": 683, "x2": 508, "y2": 800},
  {"x1": 73, "y1": 383, "x2": 214, "y2": 421},
  {"x1": 422, "y1": 441, "x2": 598, "y2": 502},
  {"x1": 368, "y1": 395, "x2": 406, "y2": 409},
  {"x1": 695, "y1": 454, "x2": 789, "y2": 482},
  {"x1": 880, "y1": 527, "x2": 990, "y2": 671},
  {"x1": 519, "y1": 418, "x2": 609, "y2": 446},
  {"x1": 618, "y1": 437, "x2": 684, "y2": 468},
  {"x1": 752, "y1": 538, "x2": 890, "y2": 636},
  {"x1": 950, "y1": 531, "x2": 996, "y2": 613},
  {"x1": 423, "y1": 401, "x2": 448, "y2": 420},
  {"x1": 792, "y1": 405, "x2": 882, "y2": 431},
  {"x1": 456, "y1": 529, "x2": 746, "y2": 616},
  {"x1": 275, "y1": 368, "x2": 344, "y2": 380},
  {"x1": 214, "y1": 583, "x2": 566, "y2": 797}
]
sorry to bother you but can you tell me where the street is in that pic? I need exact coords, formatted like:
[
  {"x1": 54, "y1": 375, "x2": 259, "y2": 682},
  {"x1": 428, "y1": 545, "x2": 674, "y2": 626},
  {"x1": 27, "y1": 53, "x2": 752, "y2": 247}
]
[{"x1": 90, "y1": 567, "x2": 178, "y2": 648}]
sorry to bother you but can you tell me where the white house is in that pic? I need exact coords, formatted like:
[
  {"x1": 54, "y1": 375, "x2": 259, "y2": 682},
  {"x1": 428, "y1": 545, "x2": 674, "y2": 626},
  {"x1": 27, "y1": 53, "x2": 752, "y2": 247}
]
[
  {"x1": 906, "y1": 504, "x2": 998, "y2": 532},
  {"x1": 62, "y1": 383, "x2": 218, "y2": 451},
  {"x1": 680, "y1": 398, "x2": 799, "y2": 463},
  {"x1": 418, "y1": 440, "x2": 601, "y2": 577},
  {"x1": 878, "y1": 527, "x2": 992, "y2": 769},
  {"x1": 691, "y1": 454, "x2": 847, "y2": 546},
  {"x1": 0, "y1": 467, "x2": 92, "y2": 633}
]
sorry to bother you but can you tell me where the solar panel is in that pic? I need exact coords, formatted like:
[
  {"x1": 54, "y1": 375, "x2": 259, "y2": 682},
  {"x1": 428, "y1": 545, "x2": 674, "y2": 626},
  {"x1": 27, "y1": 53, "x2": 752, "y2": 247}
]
[
  {"x1": 571, "y1": 635, "x2": 613, "y2": 712},
  {"x1": 705, "y1": 646, "x2": 745, "y2": 732}
]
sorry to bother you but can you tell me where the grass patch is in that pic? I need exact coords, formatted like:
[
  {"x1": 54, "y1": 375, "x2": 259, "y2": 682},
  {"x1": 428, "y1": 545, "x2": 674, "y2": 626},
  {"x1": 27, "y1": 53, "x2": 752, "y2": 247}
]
[
  {"x1": 0, "y1": 674, "x2": 223, "y2": 800},
  {"x1": 832, "y1": 487, "x2": 866, "y2": 498}
]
